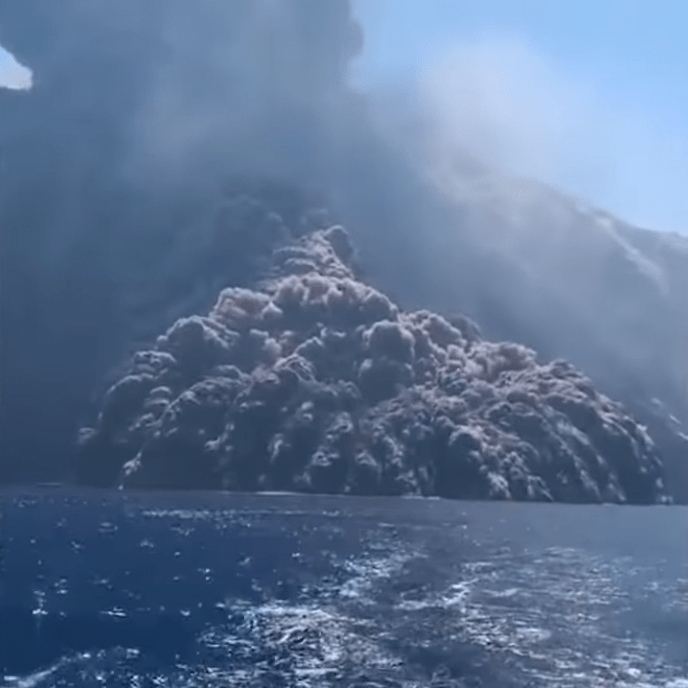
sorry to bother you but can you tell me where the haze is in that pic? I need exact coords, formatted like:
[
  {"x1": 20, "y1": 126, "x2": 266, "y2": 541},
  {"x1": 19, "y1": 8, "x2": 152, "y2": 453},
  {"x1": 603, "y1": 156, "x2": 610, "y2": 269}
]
[
  {"x1": 3, "y1": 1, "x2": 686, "y2": 233},
  {"x1": 352, "y1": 0, "x2": 688, "y2": 235}
]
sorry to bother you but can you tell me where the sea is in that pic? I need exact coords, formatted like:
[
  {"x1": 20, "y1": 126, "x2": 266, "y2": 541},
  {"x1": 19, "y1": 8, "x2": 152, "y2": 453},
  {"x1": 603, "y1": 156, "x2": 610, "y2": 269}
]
[{"x1": 1, "y1": 487, "x2": 686, "y2": 687}]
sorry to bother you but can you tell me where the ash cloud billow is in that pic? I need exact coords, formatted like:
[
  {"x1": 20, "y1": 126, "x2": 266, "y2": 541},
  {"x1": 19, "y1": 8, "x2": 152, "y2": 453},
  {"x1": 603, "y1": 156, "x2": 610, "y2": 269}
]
[
  {"x1": 75, "y1": 186, "x2": 668, "y2": 504},
  {"x1": 0, "y1": 1, "x2": 686, "y2": 502}
]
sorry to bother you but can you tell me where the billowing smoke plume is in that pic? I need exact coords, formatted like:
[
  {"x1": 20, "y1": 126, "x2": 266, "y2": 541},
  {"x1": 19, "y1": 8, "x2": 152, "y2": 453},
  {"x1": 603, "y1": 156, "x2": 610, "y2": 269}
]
[{"x1": 0, "y1": 1, "x2": 686, "y2": 499}]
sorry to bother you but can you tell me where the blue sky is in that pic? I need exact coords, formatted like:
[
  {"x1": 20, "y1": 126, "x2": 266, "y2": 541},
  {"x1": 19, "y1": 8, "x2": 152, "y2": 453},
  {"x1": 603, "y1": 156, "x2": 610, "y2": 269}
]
[
  {"x1": 351, "y1": 0, "x2": 687, "y2": 235},
  {"x1": 0, "y1": 45, "x2": 32, "y2": 90},
  {"x1": 1, "y1": 2, "x2": 685, "y2": 233}
]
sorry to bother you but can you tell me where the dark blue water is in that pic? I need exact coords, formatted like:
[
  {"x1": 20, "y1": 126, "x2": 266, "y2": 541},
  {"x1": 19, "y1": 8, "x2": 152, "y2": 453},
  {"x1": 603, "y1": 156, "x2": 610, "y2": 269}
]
[{"x1": 1, "y1": 487, "x2": 686, "y2": 687}]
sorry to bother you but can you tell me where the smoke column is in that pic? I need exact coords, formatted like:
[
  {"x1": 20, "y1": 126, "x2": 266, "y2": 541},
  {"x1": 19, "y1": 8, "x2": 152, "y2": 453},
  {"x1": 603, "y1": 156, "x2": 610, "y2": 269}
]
[{"x1": 0, "y1": 0, "x2": 366, "y2": 482}]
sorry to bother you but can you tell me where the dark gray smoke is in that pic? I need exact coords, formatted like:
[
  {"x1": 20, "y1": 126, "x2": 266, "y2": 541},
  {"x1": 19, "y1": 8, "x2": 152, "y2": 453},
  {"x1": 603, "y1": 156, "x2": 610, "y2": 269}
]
[
  {"x1": 1, "y1": 0, "x2": 686, "y2": 499},
  {"x1": 0, "y1": 0, "x2": 365, "y2": 483}
]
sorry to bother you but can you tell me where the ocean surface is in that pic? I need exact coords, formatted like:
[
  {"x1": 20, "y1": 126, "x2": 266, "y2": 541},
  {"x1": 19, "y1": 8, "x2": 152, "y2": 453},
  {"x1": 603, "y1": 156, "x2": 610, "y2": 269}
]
[{"x1": 0, "y1": 487, "x2": 686, "y2": 687}]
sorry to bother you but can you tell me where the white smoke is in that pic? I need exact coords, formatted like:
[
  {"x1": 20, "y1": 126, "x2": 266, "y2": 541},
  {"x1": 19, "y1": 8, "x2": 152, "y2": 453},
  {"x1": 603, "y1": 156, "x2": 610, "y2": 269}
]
[{"x1": 399, "y1": 31, "x2": 686, "y2": 235}]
